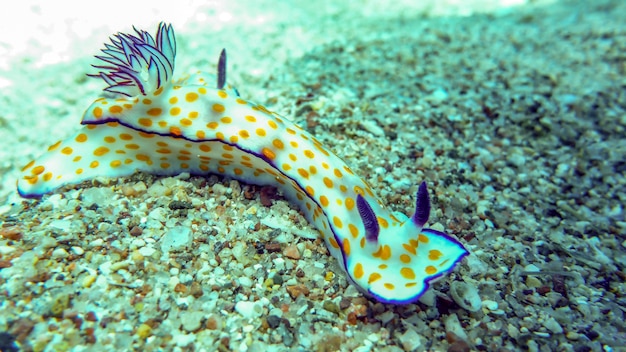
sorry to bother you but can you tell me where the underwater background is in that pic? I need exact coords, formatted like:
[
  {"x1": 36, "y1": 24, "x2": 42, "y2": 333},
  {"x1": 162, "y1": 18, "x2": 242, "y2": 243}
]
[{"x1": 0, "y1": 0, "x2": 625, "y2": 350}]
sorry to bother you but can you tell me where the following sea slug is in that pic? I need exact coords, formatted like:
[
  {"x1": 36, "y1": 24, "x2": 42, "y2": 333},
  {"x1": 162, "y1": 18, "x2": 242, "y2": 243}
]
[{"x1": 18, "y1": 23, "x2": 469, "y2": 304}]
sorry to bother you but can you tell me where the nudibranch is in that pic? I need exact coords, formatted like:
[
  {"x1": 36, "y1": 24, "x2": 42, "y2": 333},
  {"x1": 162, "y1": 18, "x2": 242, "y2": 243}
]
[{"x1": 18, "y1": 23, "x2": 468, "y2": 304}]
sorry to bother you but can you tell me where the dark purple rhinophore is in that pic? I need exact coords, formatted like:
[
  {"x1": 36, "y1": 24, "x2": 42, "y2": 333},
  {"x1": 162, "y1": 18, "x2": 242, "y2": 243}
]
[
  {"x1": 217, "y1": 48, "x2": 227, "y2": 90},
  {"x1": 412, "y1": 181, "x2": 431, "y2": 228},
  {"x1": 357, "y1": 194, "x2": 380, "y2": 243}
]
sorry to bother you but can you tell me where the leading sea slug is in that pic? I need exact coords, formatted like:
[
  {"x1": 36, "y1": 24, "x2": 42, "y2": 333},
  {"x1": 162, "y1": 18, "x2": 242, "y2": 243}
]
[{"x1": 18, "y1": 23, "x2": 468, "y2": 304}]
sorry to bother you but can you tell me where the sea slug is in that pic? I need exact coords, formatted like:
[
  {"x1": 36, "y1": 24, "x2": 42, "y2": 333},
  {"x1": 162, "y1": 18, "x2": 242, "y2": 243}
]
[{"x1": 17, "y1": 23, "x2": 468, "y2": 304}]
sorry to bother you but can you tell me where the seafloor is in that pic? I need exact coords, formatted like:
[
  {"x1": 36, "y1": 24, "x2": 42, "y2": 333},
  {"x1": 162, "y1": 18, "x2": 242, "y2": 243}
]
[{"x1": 1, "y1": 0, "x2": 625, "y2": 351}]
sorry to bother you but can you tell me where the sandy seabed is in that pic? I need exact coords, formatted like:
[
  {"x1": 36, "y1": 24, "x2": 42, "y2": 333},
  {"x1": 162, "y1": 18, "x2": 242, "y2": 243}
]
[{"x1": 0, "y1": 0, "x2": 625, "y2": 351}]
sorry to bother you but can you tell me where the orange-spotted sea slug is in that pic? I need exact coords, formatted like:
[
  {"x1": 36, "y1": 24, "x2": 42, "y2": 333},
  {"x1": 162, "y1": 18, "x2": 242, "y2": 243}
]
[{"x1": 17, "y1": 23, "x2": 468, "y2": 304}]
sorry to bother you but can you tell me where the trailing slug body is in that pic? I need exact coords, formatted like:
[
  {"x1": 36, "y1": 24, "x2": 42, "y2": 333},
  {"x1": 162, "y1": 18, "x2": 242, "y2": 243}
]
[{"x1": 18, "y1": 23, "x2": 468, "y2": 304}]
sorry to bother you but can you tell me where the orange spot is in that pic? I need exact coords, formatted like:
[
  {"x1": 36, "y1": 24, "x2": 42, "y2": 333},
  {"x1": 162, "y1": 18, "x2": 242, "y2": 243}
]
[
  {"x1": 289, "y1": 154, "x2": 297, "y2": 161},
  {"x1": 401, "y1": 268, "x2": 416, "y2": 280},
  {"x1": 320, "y1": 195, "x2": 329, "y2": 207},
  {"x1": 368, "y1": 273, "x2": 382, "y2": 284},
  {"x1": 61, "y1": 147, "x2": 73, "y2": 155},
  {"x1": 196, "y1": 130, "x2": 205, "y2": 139},
  {"x1": 297, "y1": 168, "x2": 309, "y2": 179},
  {"x1": 329, "y1": 236, "x2": 340, "y2": 249},
  {"x1": 161, "y1": 162, "x2": 170, "y2": 169},
  {"x1": 403, "y1": 243, "x2": 416, "y2": 255},
  {"x1": 384, "y1": 283, "x2": 395, "y2": 290},
  {"x1": 189, "y1": 111, "x2": 199, "y2": 118},
  {"x1": 104, "y1": 136, "x2": 116, "y2": 143},
  {"x1": 378, "y1": 217, "x2": 389, "y2": 228},
  {"x1": 419, "y1": 234, "x2": 429, "y2": 243},
  {"x1": 256, "y1": 128, "x2": 266, "y2": 136},
  {"x1": 180, "y1": 118, "x2": 192, "y2": 126},
  {"x1": 158, "y1": 121, "x2": 168, "y2": 128},
  {"x1": 169, "y1": 97, "x2": 178, "y2": 104},
  {"x1": 245, "y1": 115, "x2": 256, "y2": 122},
  {"x1": 345, "y1": 197, "x2": 355, "y2": 210},
  {"x1": 304, "y1": 150, "x2": 314, "y2": 158},
  {"x1": 126, "y1": 143, "x2": 139, "y2": 150},
  {"x1": 153, "y1": 87, "x2": 164, "y2": 96},
  {"x1": 262, "y1": 148, "x2": 276, "y2": 160},
  {"x1": 400, "y1": 254, "x2": 411, "y2": 263},
  {"x1": 348, "y1": 224, "x2": 359, "y2": 238},
  {"x1": 353, "y1": 263, "x2": 364, "y2": 279},
  {"x1": 142, "y1": 98, "x2": 152, "y2": 104},
  {"x1": 217, "y1": 90, "x2": 227, "y2": 98},
  {"x1": 239, "y1": 130, "x2": 250, "y2": 138},
  {"x1": 428, "y1": 250, "x2": 443, "y2": 260},
  {"x1": 381, "y1": 245, "x2": 392, "y2": 260},
  {"x1": 110, "y1": 160, "x2": 122, "y2": 168},
  {"x1": 93, "y1": 107, "x2": 103, "y2": 118},
  {"x1": 199, "y1": 145, "x2": 211, "y2": 152},
  {"x1": 236, "y1": 98, "x2": 247, "y2": 104},
  {"x1": 94, "y1": 147, "x2": 110, "y2": 156},
  {"x1": 220, "y1": 116, "x2": 232, "y2": 124},
  {"x1": 354, "y1": 185, "x2": 365, "y2": 196},
  {"x1": 333, "y1": 216, "x2": 343, "y2": 229},
  {"x1": 21, "y1": 160, "x2": 35, "y2": 172},
  {"x1": 286, "y1": 128, "x2": 296, "y2": 135},
  {"x1": 290, "y1": 141, "x2": 298, "y2": 148},
  {"x1": 48, "y1": 141, "x2": 62, "y2": 151},
  {"x1": 234, "y1": 168, "x2": 243, "y2": 175},
  {"x1": 305, "y1": 186, "x2": 315, "y2": 196},
  {"x1": 75, "y1": 133, "x2": 88, "y2": 143},
  {"x1": 198, "y1": 87, "x2": 207, "y2": 94},
  {"x1": 76, "y1": 168, "x2": 83, "y2": 175},
  {"x1": 339, "y1": 185, "x2": 348, "y2": 193},
  {"x1": 138, "y1": 118, "x2": 152, "y2": 127},
  {"x1": 272, "y1": 139, "x2": 284, "y2": 149},
  {"x1": 32, "y1": 165, "x2": 45, "y2": 175},
  {"x1": 170, "y1": 127, "x2": 182, "y2": 136},
  {"x1": 268, "y1": 120, "x2": 278, "y2": 129},
  {"x1": 425, "y1": 266, "x2": 437, "y2": 275},
  {"x1": 186, "y1": 92, "x2": 199, "y2": 102},
  {"x1": 207, "y1": 122, "x2": 219, "y2": 129},
  {"x1": 323, "y1": 177, "x2": 333, "y2": 188},
  {"x1": 109, "y1": 105, "x2": 123, "y2": 113},
  {"x1": 334, "y1": 169, "x2": 343, "y2": 178},
  {"x1": 90, "y1": 161, "x2": 99, "y2": 168},
  {"x1": 212, "y1": 103, "x2": 225, "y2": 113},
  {"x1": 309, "y1": 166, "x2": 317, "y2": 175},
  {"x1": 147, "y1": 108, "x2": 162, "y2": 116},
  {"x1": 343, "y1": 238, "x2": 351, "y2": 256},
  {"x1": 170, "y1": 107, "x2": 181, "y2": 116}
]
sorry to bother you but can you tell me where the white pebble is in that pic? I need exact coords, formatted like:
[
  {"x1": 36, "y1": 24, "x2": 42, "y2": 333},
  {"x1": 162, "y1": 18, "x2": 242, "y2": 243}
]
[
  {"x1": 180, "y1": 311, "x2": 204, "y2": 332},
  {"x1": 238, "y1": 276, "x2": 253, "y2": 288},
  {"x1": 70, "y1": 246, "x2": 84, "y2": 256},
  {"x1": 543, "y1": 317, "x2": 563, "y2": 334},
  {"x1": 450, "y1": 281, "x2": 482, "y2": 312},
  {"x1": 445, "y1": 313, "x2": 468, "y2": 341},
  {"x1": 397, "y1": 328, "x2": 422, "y2": 351},
  {"x1": 51, "y1": 247, "x2": 69, "y2": 259},
  {"x1": 235, "y1": 300, "x2": 263, "y2": 319},
  {"x1": 160, "y1": 226, "x2": 192, "y2": 252}
]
